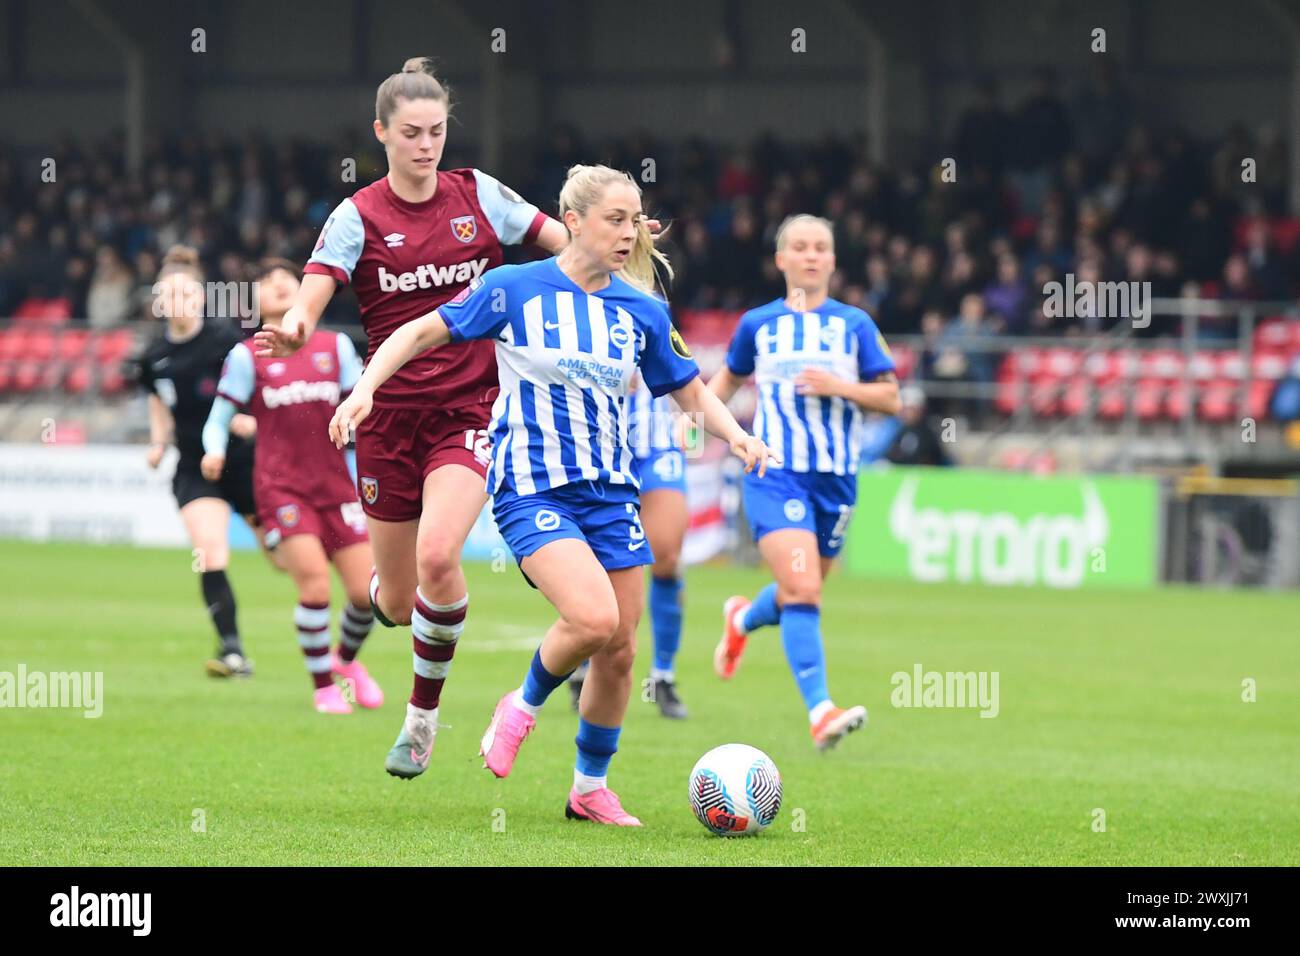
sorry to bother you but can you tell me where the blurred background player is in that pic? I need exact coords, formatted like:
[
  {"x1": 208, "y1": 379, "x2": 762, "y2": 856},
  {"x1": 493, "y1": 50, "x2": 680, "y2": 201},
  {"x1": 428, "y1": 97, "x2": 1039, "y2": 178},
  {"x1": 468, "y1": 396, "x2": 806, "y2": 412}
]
[
  {"x1": 707, "y1": 214, "x2": 900, "y2": 750},
  {"x1": 328, "y1": 164, "x2": 773, "y2": 826},
  {"x1": 254, "y1": 58, "x2": 570, "y2": 771},
  {"x1": 568, "y1": 379, "x2": 691, "y2": 719},
  {"x1": 201, "y1": 259, "x2": 380, "y2": 714},
  {"x1": 135, "y1": 245, "x2": 265, "y2": 678},
  {"x1": 884, "y1": 385, "x2": 955, "y2": 467}
]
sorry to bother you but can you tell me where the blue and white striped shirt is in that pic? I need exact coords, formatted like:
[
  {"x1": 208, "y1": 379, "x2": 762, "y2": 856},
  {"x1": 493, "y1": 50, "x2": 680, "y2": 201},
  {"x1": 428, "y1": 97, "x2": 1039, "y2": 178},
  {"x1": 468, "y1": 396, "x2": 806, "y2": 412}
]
[
  {"x1": 440, "y1": 258, "x2": 699, "y2": 496},
  {"x1": 725, "y1": 297, "x2": 894, "y2": 476}
]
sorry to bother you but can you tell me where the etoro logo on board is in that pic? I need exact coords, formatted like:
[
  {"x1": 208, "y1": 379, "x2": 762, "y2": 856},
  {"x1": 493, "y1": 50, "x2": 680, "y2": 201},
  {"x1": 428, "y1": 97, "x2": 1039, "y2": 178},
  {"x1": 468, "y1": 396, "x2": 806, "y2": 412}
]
[{"x1": 887, "y1": 476, "x2": 1109, "y2": 588}]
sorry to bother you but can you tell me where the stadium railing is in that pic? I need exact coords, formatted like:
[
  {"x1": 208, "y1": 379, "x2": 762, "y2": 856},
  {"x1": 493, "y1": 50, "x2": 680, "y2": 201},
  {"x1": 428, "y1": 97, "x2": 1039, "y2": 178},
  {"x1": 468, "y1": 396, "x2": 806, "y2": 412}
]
[{"x1": 677, "y1": 298, "x2": 1300, "y2": 473}]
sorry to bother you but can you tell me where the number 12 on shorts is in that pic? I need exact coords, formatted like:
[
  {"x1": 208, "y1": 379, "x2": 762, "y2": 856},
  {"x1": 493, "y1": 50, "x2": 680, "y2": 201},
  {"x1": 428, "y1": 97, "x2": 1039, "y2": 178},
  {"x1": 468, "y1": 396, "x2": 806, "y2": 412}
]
[{"x1": 463, "y1": 429, "x2": 491, "y2": 467}]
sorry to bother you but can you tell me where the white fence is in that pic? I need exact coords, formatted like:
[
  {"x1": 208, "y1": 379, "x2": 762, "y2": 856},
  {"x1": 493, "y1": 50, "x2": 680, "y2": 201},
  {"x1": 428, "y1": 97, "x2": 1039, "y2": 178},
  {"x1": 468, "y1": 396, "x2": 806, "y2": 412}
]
[{"x1": 0, "y1": 443, "x2": 735, "y2": 564}]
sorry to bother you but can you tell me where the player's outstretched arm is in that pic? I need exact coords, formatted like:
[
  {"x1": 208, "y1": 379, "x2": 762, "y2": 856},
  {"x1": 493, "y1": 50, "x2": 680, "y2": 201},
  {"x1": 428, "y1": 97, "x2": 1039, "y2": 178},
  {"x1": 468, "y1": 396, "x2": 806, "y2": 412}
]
[
  {"x1": 706, "y1": 365, "x2": 748, "y2": 405},
  {"x1": 201, "y1": 343, "x2": 255, "y2": 477},
  {"x1": 254, "y1": 273, "x2": 336, "y2": 357},
  {"x1": 671, "y1": 375, "x2": 779, "y2": 477},
  {"x1": 199, "y1": 396, "x2": 239, "y2": 480},
  {"x1": 534, "y1": 217, "x2": 570, "y2": 255},
  {"x1": 327, "y1": 310, "x2": 452, "y2": 448}
]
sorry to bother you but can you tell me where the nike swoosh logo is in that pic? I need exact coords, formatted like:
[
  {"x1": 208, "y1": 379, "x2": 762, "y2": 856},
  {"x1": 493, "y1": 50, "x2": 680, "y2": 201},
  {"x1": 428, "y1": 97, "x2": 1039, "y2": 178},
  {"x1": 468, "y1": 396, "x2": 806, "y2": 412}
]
[
  {"x1": 797, "y1": 667, "x2": 819, "y2": 679},
  {"x1": 628, "y1": 540, "x2": 646, "y2": 551},
  {"x1": 543, "y1": 321, "x2": 569, "y2": 331}
]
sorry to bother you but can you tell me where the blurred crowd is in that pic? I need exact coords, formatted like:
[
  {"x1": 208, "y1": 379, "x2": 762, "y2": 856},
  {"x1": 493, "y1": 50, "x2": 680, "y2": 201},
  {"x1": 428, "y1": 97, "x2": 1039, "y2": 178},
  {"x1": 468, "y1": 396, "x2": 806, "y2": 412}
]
[
  {"x1": 1, "y1": 64, "x2": 1295, "y2": 371},
  {"x1": 614, "y1": 75, "x2": 1292, "y2": 331},
  {"x1": 0, "y1": 130, "x2": 388, "y2": 329}
]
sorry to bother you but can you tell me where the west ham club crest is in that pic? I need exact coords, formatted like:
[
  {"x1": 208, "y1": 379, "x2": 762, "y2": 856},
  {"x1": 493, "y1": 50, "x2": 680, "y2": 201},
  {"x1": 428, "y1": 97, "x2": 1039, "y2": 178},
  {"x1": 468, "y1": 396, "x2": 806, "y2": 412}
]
[{"x1": 450, "y1": 215, "x2": 477, "y2": 243}]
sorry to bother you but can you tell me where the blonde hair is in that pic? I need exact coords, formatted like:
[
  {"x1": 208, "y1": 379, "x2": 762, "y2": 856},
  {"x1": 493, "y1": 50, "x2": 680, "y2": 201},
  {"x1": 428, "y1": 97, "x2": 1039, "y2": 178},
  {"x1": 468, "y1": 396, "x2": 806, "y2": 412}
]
[
  {"x1": 775, "y1": 213, "x2": 835, "y2": 252},
  {"x1": 376, "y1": 57, "x2": 452, "y2": 127},
  {"x1": 558, "y1": 164, "x2": 672, "y2": 294}
]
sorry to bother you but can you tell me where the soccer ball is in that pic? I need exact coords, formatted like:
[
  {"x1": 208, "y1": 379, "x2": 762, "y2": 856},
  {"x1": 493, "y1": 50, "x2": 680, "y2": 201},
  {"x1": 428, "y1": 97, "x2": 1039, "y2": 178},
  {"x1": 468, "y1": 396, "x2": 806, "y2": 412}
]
[{"x1": 688, "y1": 743, "x2": 782, "y2": 836}]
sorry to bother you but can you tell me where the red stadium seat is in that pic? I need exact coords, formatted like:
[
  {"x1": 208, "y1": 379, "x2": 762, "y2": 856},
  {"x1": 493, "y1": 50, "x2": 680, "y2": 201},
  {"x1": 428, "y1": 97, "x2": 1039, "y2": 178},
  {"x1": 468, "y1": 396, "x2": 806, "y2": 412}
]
[
  {"x1": 1097, "y1": 379, "x2": 1128, "y2": 420},
  {"x1": 1023, "y1": 347, "x2": 1081, "y2": 418},
  {"x1": 65, "y1": 361, "x2": 94, "y2": 394},
  {"x1": 1134, "y1": 378, "x2": 1164, "y2": 421},
  {"x1": 890, "y1": 344, "x2": 915, "y2": 381},
  {"x1": 13, "y1": 361, "x2": 42, "y2": 393},
  {"x1": 99, "y1": 363, "x2": 128, "y2": 395},
  {"x1": 1216, "y1": 351, "x2": 1246, "y2": 379},
  {"x1": 1115, "y1": 351, "x2": 1139, "y2": 383},
  {"x1": 1141, "y1": 348, "x2": 1184, "y2": 382},
  {"x1": 1190, "y1": 350, "x2": 1218, "y2": 382},
  {"x1": 12, "y1": 297, "x2": 72, "y2": 324},
  {"x1": 1060, "y1": 377, "x2": 1090, "y2": 417},
  {"x1": 1042, "y1": 347, "x2": 1082, "y2": 379},
  {"x1": 58, "y1": 329, "x2": 92, "y2": 361},
  {"x1": 95, "y1": 329, "x2": 136, "y2": 361},
  {"x1": 1166, "y1": 382, "x2": 1192, "y2": 421},
  {"x1": 995, "y1": 368, "x2": 1023, "y2": 415},
  {"x1": 22, "y1": 329, "x2": 57, "y2": 363},
  {"x1": 1198, "y1": 379, "x2": 1236, "y2": 422},
  {"x1": 1013, "y1": 347, "x2": 1045, "y2": 378},
  {"x1": 1082, "y1": 351, "x2": 1115, "y2": 381},
  {"x1": 1029, "y1": 377, "x2": 1061, "y2": 417},
  {"x1": 0, "y1": 361, "x2": 13, "y2": 393},
  {"x1": 1251, "y1": 351, "x2": 1289, "y2": 381},
  {"x1": 0, "y1": 329, "x2": 23, "y2": 363},
  {"x1": 1247, "y1": 380, "x2": 1275, "y2": 421},
  {"x1": 1254, "y1": 319, "x2": 1298, "y2": 353}
]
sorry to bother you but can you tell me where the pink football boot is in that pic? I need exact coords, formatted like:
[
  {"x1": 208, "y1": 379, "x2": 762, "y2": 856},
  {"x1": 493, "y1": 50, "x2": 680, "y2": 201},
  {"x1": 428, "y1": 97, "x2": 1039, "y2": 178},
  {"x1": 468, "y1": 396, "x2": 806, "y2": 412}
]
[
  {"x1": 565, "y1": 787, "x2": 643, "y2": 826},
  {"x1": 479, "y1": 691, "x2": 537, "y2": 778},
  {"x1": 331, "y1": 653, "x2": 384, "y2": 709},
  {"x1": 314, "y1": 683, "x2": 353, "y2": 714}
]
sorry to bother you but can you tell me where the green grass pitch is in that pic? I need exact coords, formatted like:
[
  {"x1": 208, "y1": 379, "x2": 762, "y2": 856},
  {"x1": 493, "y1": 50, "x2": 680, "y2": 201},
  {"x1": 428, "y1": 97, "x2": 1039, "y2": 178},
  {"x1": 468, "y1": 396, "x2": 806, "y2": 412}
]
[{"x1": 2, "y1": 540, "x2": 1297, "y2": 866}]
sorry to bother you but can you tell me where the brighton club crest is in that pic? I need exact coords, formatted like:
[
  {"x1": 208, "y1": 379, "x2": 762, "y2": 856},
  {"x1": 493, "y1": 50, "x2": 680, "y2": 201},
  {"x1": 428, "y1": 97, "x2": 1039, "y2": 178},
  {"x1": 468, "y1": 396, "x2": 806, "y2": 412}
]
[
  {"x1": 450, "y1": 215, "x2": 477, "y2": 243},
  {"x1": 361, "y1": 476, "x2": 379, "y2": 505}
]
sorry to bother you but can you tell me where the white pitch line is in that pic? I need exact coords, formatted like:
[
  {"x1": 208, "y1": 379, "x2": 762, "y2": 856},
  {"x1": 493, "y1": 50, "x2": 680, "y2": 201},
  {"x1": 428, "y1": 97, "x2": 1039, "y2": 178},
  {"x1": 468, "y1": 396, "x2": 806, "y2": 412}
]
[{"x1": 455, "y1": 628, "x2": 544, "y2": 654}]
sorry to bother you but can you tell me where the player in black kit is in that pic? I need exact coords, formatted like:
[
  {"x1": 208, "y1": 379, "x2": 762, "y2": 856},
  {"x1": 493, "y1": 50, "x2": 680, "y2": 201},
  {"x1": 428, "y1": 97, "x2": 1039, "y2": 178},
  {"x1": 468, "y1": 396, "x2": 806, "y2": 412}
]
[{"x1": 135, "y1": 246, "x2": 270, "y2": 677}]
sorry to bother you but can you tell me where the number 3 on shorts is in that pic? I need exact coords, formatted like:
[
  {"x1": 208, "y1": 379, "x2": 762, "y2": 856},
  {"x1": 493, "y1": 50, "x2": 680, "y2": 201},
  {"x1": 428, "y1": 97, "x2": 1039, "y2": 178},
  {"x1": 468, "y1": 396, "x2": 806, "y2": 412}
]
[
  {"x1": 463, "y1": 428, "x2": 491, "y2": 466},
  {"x1": 625, "y1": 502, "x2": 647, "y2": 551}
]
